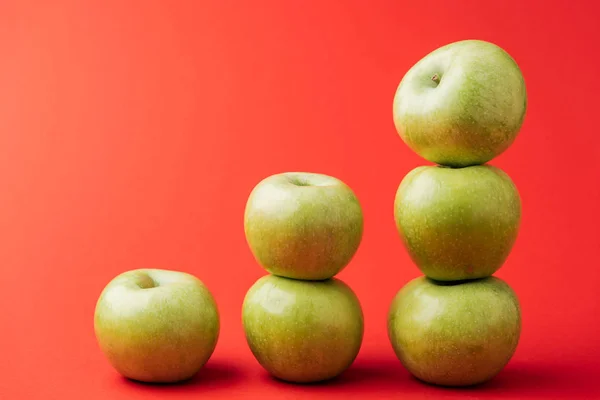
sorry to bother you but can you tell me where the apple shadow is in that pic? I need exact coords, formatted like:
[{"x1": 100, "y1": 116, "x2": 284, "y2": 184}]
[
  {"x1": 470, "y1": 360, "x2": 599, "y2": 398},
  {"x1": 332, "y1": 358, "x2": 408, "y2": 387},
  {"x1": 260, "y1": 357, "x2": 411, "y2": 391},
  {"x1": 262, "y1": 357, "x2": 598, "y2": 398},
  {"x1": 119, "y1": 360, "x2": 245, "y2": 392},
  {"x1": 398, "y1": 359, "x2": 598, "y2": 398}
]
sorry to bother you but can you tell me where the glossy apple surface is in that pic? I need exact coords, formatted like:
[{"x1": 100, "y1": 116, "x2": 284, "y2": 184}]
[
  {"x1": 388, "y1": 276, "x2": 521, "y2": 387},
  {"x1": 394, "y1": 164, "x2": 521, "y2": 281},
  {"x1": 242, "y1": 274, "x2": 364, "y2": 383},
  {"x1": 94, "y1": 269, "x2": 220, "y2": 383},
  {"x1": 393, "y1": 39, "x2": 527, "y2": 167},
  {"x1": 244, "y1": 172, "x2": 363, "y2": 280}
]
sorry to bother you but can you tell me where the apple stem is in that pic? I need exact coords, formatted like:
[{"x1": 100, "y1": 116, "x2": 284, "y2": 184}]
[{"x1": 431, "y1": 74, "x2": 440, "y2": 84}]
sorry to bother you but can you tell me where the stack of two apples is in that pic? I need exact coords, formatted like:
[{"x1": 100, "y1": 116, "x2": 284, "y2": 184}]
[
  {"x1": 387, "y1": 40, "x2": 528, "y2": 387},
  {"x1": 242, "y1": 172, "x2": 366, "y2": 383}
]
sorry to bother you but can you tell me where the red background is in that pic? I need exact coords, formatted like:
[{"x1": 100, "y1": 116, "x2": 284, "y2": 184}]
[{"x1": 2, "y1": 1, "x2": 599, "y2": 399}]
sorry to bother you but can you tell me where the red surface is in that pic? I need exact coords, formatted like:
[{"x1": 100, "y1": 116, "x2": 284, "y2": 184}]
[{"x1": 2, "y1": 1, "x2": 599, "y2": 399}]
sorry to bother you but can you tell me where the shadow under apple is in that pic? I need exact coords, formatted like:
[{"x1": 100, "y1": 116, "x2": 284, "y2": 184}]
[
  {"x1": 260, "y1": 356, "x2": 411, "y2": 391},
  {"x1": 118, "y1": 359, "x2": 245, "y2": 392},
  {"x1": 262, "y1": 357, "x2": 599, "y2": 398},
  {"x1": 471, "y1": 360, "x2": 599, "y2": 398}
]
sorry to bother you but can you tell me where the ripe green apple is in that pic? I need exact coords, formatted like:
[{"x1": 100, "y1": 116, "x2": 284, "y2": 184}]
[
  {"x1": 242, "y1": 274, "x2": 364, "y2": 383},
  {"x1": 94, "y1": 269, "x2": 220, "y2": 383},
  {"x1": 388, "y1": 276, "x2": 521, "y2": 387},
  {"x1": 392, "y1": 39, "x2": 527, "y2": 167},
  {"x1": 244, "y1": 172, "x2": 363, "y2": 280},
  {"x1": 394, "y1": 164, "x2": 521, "y2": 281}
]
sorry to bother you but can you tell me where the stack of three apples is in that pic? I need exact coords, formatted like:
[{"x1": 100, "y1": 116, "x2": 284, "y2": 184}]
[
  {"x1": 242, "y1": 171, "x2": 366, "y2": 383},
  {"x1": 387, "y1": 39, "x2": 528, "y2": 387}
]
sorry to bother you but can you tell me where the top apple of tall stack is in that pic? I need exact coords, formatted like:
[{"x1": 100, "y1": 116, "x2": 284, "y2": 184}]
[
  {"x1": 392, "y1": 39, "x2": 527, "y2": 168},
  {"x1": 392, "y1": 39, "x2": 526, "y2": 281}
]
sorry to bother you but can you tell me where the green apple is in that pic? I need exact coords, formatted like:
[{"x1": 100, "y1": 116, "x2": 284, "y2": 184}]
[
  {"x1": 394, "y1": 164, "x2": 521, "y2": 281},
  {"x1": 242, "y1": 274, "x2": 364, "y2": 383},
  {"x1": 388, "y1": 276, "x2": 521, "y2": 387},
  {"x1": 244, "y1": 172, "x2": 363, "y2": 280},
  {"x1": 94, "y1": 269, "x2": 220, "y2": 383},
  {"x1": 392, "y1": 39, "x2": 527, "y2": 167}
]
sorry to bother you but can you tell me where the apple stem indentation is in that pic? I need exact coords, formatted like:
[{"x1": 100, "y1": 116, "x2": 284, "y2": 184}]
[
  {"x1": 137, "y1": 274, "x2": 157, "y2": 289},
  {"x1": 431, "y1": 73, "x2": 441, "y2": 85},
  {"x1": 287, "y1": 176, "x2": 312, "y2": 187}
]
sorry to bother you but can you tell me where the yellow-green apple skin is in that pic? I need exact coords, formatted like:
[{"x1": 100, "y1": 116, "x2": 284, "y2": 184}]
[
  {"x1": 244, "y1": 172, "x2": 364, "y2": 281},
  {"x1": 387, "y1": 276, "x2": 521, "y2": 387},
  {"x1": 242, "y1": 275, "x2": 364, "y2": 383},
  {"x1": 392, "y1": 39, "x2": 527, "y2": 167},
  {"x1": 94, "y1": 269, "x2": 220, "y2": 383},
  {"x1": 394, "y1": 165, "x2": 521, "y2": 281}
]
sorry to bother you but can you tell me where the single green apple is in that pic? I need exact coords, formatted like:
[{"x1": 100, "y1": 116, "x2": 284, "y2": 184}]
[
  {"x1": 94, "y1": 269, "x2": 220, "y2": 383},
  {"x1": 394, "y1": 164, "x2": 521, "y2": 281},
  {"x1": 388, "y1": 276, "x2": 521, "y2": 387},
  {"x1": 244, "y1": 172, "x2": 363, "y2": 280},
  {"x1": 393, "y1": 39, "x2": 527, "y2": 167},
  {"x1": 242, "y1": 274, "x2": 364, "y2": 383}
]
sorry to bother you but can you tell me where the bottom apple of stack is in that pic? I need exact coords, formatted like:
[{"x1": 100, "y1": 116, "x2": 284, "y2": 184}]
[
  {"x1": 242, "y1": 171, "x2": 365, "y2": 383},
  {"x1": 387, "y1": 276, "x2": 521, "y2": 387}
]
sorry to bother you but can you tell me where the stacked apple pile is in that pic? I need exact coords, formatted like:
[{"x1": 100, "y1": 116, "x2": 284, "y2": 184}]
[
  {"x1": 387, "y1": 40, "x2": 527, "y2": 387},
  {"x1": 242, "y1": 172, "x2": 365, "y2": 383}
]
